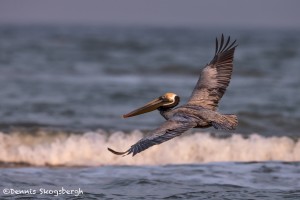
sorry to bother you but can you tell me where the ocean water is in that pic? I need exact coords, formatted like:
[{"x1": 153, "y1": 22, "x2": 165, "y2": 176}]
[
  {"x1": 0, "y1": 162, "x2": 299, "y2": 199},
  {"x1": 0, "y1": 25, "x2": 299, "y2": 199}
]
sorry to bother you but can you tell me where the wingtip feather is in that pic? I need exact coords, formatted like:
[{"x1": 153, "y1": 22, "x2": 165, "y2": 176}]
[
  {"x1": 215, "y1": 34, "x2": 237, "y2": 55},
  {"x1": 107, "y1": 147, "x2": 129, "y2": 156}
]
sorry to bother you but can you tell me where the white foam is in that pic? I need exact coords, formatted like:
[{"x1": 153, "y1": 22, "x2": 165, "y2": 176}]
[{"x1": 0, "y1": 130, "x2": 299, "y2": 166}]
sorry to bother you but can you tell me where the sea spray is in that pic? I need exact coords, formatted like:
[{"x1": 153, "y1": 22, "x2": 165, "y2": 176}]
[{"x1": 0, "y1": 130, "x2": 299, "y2": 166}]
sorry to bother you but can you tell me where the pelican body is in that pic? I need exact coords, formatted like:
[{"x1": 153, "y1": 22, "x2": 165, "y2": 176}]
[{"x1": 108, "y1": 34, "x2": 238, "y2": 156}]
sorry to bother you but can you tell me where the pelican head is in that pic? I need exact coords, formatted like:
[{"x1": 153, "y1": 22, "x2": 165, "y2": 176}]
[{"x1": 123, "y1": 92, "x2": 180, "y2": 118}]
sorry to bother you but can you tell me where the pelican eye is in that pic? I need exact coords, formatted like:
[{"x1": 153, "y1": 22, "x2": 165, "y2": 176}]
[{"x1": 161, "y1": 96, "x2": 170, "y2": 102}]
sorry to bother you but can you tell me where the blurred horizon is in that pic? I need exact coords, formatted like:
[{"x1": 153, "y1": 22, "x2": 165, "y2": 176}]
[{"x1": 0, "y1": 0, "x2": 299, "y2": 30}]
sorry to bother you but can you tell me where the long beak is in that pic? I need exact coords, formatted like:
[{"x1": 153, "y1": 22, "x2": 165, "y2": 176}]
[{"x1": 123, "y1": 97, "x2": 164, "y2": 118}]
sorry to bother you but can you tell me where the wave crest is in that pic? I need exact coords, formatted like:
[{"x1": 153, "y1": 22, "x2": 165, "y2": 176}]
[{"x1": 0, "y1": 130, "x2": 299, "y2": 166}]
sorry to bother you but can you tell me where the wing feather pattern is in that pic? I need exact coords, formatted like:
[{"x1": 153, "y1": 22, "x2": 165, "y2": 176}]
[
  {"x1": 108, "y1": 117, "x2": 196, "y2": 156},
  {"x1": 188, "y1": 34, "x2": 237, "y2": 110}
]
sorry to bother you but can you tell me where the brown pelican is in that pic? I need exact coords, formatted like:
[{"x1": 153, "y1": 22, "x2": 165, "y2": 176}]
[{"x1": 108, "y1": 34, "x2": 238, "y2": 156}]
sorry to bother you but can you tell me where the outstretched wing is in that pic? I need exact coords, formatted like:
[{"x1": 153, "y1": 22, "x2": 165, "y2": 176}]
[
  {"x1": 187, "y1": 34, "x2": 237, "y2": 110},
  {"x1": 108, "y1": 116, "x2": 196, "y2": 156}
]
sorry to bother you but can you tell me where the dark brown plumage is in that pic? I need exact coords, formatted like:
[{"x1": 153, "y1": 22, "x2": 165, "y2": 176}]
[{"x1": 188, "y1": 35, "x2": 237, "y2": 110}]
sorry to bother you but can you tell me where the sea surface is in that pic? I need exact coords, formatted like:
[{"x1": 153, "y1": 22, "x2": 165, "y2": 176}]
[{"x1": 0, "y1": 25, "x2": 299, "y2": 199}]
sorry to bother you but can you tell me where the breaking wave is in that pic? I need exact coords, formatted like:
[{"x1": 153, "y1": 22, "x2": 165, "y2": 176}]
[{"x1": 0, "y1": 130, "x2": 299, "y2": 166}]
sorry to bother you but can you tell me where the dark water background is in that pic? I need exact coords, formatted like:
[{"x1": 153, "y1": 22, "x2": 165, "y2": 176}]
[
  {"x1": 0, "y1": 25, "x2": 299, "y2": 136},
  {"x1": 0, "y1": 25, "x2": 299, "y2": 199}
]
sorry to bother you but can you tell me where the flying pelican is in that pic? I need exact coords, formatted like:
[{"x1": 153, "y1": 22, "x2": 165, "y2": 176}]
[{"x1": 108, "y1": 34, "x2": 238, "y2": 156}]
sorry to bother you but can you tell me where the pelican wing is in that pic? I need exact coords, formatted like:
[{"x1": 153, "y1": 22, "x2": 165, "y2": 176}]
[
  {"x1": 108, "y1": 116, "x2": 196, "y2": 156},
  {"x1": 187, "y1": 34, "x2": 237, "y2": 110}
]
